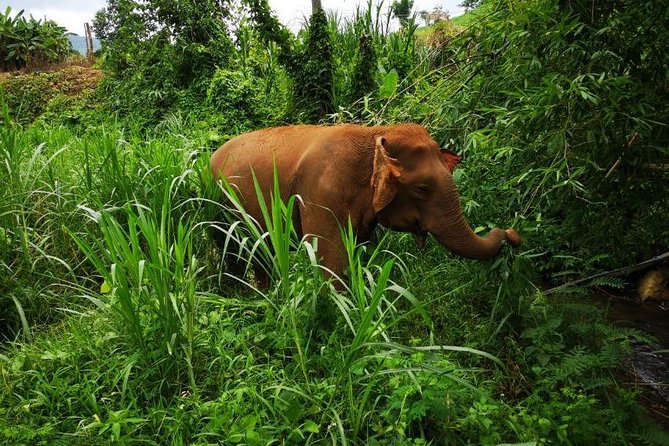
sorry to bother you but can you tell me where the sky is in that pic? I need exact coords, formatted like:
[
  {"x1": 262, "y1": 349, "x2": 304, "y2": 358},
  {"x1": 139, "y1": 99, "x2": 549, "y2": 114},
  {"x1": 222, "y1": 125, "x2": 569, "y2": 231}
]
[{"x1": 7, "y1": 0, "x2": 466, "y2": 37}]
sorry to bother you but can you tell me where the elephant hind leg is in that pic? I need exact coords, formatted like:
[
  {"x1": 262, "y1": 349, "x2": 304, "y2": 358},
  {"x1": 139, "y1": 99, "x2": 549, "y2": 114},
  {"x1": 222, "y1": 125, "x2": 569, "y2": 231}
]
[
  {"x1": 209, "y1": 222, "x2": 256, "y2": 291},
  {"x1": 252, "y1": 264, "x2": 271, "y2": 290}
]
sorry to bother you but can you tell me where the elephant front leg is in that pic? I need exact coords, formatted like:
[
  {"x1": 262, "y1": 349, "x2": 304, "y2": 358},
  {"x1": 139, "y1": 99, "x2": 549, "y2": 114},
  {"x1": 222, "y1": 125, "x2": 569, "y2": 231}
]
[
  {"x1": 312, "y1": 235, "x2": 347, "y2": 283},
  {"x1": 299, "y1": 204, "x2": 348, "y2": 284}
]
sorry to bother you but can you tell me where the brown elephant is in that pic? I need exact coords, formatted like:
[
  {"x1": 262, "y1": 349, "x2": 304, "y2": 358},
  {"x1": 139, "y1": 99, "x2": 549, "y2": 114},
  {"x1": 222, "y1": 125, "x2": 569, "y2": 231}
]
[{"x1": 210, "y1": 123, "x2": 520, "y2": 282}]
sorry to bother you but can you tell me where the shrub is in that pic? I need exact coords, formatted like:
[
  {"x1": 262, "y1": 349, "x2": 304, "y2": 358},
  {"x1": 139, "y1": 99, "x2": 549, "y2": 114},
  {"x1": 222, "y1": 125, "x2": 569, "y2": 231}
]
[
  {"x1": 0, "y1": 7, "x2": 73, "y2": 71},
  {"x1": 206, "y1": 69, "x2": 265, "y2": 130},
  {"x1": 379, "y1": 0, "x2": 669, "y2": 276},
  {"x1": 290, "y1": 7, "x2": 335, "y2": 121}
]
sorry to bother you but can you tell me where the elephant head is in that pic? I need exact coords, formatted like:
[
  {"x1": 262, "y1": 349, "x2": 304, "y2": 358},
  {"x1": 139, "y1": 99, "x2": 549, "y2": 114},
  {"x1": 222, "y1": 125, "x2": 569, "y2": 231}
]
[{"x1": 371, "y1": 124, "x2": 520, "y2": 259}]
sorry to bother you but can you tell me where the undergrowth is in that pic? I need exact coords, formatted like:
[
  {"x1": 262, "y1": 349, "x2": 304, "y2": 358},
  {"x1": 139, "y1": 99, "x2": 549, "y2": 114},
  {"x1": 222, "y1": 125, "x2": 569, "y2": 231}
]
[
  {"x1": 1, "y1": 0, "x2": 668, "y2": 443},
  {"x1": 0, "y1": 111, "x2": 666, "y2": 443}
]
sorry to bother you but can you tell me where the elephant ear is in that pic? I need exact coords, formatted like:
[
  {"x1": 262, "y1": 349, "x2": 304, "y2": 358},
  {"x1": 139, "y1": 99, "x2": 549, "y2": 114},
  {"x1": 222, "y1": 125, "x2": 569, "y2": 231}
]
[
  {"x1": 440, "y1": 148, "x2": 462, "y2": 172},
  {"x1": 372, "y1": 136, "x2": 403, "y2": 214}
]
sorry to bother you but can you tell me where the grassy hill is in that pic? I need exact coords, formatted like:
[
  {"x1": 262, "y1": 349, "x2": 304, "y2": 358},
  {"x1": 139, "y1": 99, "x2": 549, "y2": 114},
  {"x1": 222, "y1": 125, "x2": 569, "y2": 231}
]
[
  {"x1": 67, "y1": 35, "x2": 101, "y2": 55},
  {"x1": 416, "y1": 4, "x2": 491, "y2": 41}
]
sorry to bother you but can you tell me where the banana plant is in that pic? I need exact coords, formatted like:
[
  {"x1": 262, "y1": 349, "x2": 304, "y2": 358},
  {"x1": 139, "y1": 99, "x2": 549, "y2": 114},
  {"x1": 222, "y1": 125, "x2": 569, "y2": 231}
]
[{"x1": 0, "y1": 7, "x2": 72, "y2": 70}]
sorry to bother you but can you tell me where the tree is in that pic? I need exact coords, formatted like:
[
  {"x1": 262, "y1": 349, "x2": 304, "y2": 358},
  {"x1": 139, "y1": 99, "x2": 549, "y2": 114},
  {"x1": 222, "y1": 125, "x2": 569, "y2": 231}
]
[
  {"x1": 391, "y1": 0, "x2": 414, "y2": 27},
  {"x1": 91, "y1": 0, "x2": 236, "y2": 124},
  {"x1": 293, "y1": 3, "x2": 334, "y2": 120},
  {"x1": 93, "y1": 0, "x2": 234, "y2": 83},
  {"x1": 244, "y1": 0, "x2": 293, "y2": 64},
  {"x1": 459, "y1": 0, "x2": 482, "y2": 10},
  {"x1": 419, "y1": 10, "x2": 430, "y2": 26},
  {"x1": 349, "y1": 32, "x2": 376, "y2": 105},
  {"x1": 420, "y1": 5, "x2": 449, "y2": 26}
]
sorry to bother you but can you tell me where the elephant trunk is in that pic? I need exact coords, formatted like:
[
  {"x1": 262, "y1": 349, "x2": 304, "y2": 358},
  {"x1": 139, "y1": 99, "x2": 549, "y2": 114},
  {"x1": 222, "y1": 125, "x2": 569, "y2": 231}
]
[{"x1": 429, "y1": 179, "x2": 520, "y2": 260}]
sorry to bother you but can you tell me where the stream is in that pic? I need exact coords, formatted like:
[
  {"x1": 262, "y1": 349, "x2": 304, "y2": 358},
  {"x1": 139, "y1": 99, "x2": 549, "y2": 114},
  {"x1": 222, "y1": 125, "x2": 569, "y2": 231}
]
[{"x1": 593, "y1": 294, "x2": 669, "y2": 427}]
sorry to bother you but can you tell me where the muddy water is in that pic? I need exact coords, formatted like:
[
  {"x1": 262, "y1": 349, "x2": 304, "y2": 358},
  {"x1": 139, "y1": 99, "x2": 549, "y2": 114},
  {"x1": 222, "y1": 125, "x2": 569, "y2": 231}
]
[
  {"x1": 597, "y1": 297, "x2": 669, "y2": 343},
  {"x1": 593, "y1": 294, "x2": 669, "y2": 424}
]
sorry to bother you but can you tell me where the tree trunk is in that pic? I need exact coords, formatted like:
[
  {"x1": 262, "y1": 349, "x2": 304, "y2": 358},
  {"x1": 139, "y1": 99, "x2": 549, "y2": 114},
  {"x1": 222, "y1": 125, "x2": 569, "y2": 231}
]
[{"x1": 312, "y1": 0, "x2": 322, "y2": 13}]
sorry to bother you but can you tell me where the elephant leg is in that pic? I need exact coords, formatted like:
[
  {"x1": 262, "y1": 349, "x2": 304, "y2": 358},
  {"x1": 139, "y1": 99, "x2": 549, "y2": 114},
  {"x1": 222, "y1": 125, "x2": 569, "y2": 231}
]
[
  {"x1": 299, "y1": 204, "x2": 347, "y2": 282},
  {"x1": 253, "y1": 263, "x2": 271, "y2": 289},
  {"x1": 209, "y1": 223, "x2": 248, "y2": 291}
]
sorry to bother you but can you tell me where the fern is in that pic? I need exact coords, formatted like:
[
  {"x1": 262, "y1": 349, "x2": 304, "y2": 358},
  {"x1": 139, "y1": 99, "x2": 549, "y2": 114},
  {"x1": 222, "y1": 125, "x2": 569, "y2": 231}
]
[
  {"x1": 590, "y1": 276, "x2": 626, "y2": 289},
  {"x1": 554, "y1": 346, "x2": 591, "y2": 382}
]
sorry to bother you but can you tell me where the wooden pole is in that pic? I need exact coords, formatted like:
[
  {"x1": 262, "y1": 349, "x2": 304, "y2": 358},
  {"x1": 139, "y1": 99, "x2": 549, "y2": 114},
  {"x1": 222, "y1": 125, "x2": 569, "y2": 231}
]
[{"x1": 84, "y1": 22, "x2": 94, "y2": 63}]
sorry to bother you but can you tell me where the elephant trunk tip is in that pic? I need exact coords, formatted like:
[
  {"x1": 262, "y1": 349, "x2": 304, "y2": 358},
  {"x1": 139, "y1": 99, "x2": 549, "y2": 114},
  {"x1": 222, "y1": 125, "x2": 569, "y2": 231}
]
[{"x1": 505, "y1": 228, "x2": 521, "y2": 247}]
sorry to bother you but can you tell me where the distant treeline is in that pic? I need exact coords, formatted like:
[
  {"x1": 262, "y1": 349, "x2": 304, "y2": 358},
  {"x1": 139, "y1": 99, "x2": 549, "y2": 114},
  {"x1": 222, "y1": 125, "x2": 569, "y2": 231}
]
[{"x1": 0, "y1": 7, "x2": 73, "y2": 71}]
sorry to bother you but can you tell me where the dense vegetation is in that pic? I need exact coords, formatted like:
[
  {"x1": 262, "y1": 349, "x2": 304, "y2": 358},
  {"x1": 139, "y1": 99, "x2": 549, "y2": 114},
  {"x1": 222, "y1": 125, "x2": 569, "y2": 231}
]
[
  {"x1": 1, "y1": 0, "x2": 668, "y2": 444},
  {"x1": 0, "y1": 7, "x2": 73, "y2": 71}
]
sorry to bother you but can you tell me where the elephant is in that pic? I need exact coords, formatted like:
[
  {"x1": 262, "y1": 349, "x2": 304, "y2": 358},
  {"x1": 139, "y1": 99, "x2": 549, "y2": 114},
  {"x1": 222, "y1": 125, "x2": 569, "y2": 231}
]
[{"x1": 210, "y1": 123, "x2": 521, "y2": 284}]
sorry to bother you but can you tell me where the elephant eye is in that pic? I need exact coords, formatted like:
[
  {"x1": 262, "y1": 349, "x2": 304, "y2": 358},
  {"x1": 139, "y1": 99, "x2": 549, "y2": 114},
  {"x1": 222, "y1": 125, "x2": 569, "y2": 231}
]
[{"x1": 414, "y1": 184, "x2": 431, "y2": 195}]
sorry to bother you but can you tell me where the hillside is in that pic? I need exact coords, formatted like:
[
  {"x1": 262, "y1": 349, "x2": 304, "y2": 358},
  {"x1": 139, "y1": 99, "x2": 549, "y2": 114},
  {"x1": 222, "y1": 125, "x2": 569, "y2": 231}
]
[
  {"x1": 416, "y1": 4, "x2": 491, "y2": 41},
  {"x1": 68, "y1": 35, "x2": 101, "y2": 55},
  {"x1": 0, "y1": 66, "x2": 101, "y2": 123}
]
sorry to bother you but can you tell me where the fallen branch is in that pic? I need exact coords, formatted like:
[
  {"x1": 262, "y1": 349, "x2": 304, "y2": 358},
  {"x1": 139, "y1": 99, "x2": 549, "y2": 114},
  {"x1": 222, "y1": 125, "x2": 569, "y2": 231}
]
[{"x1": 544, "y1": 251, "x2": 669, "y2": 295}]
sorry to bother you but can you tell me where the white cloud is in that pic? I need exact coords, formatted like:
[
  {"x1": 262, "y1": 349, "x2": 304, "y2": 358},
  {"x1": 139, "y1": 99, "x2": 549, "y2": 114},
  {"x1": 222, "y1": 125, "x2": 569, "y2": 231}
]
[
  {"x1": 7, "y1": 0, "x2": 106, "y2": 35},
  {"x1": 7, "y1": 0, "x2": 466, "y2": 36},
  {"x1": 268, "y1": 0, "x2": 466, "y2": 31}
]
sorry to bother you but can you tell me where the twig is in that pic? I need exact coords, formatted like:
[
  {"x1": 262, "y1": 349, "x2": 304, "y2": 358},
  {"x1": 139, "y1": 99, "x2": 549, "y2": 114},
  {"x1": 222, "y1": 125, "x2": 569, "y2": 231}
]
[
  {"x1": 604, "y1": 157, "x2": 621, "y2": 178},
  {"x1": 544, "y1": 251, "x2": 669, "y2": 295}
]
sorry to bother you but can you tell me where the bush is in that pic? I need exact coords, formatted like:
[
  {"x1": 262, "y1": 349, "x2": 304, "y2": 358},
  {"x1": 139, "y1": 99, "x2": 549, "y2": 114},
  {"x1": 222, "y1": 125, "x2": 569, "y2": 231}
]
[
  {"x1": 0, "y1": 67, "x2": 102, "y2": 125},
  {"x1": 289, "y1": 7, "x2": 335, "y2": 121},
  {"x1": 0, "y1": 7, "x2": 73, "y2": 71},
  {"x1": 378, "y1": 0, "x2": 669, "y2": 277},
  {"x1": 206, "y1": 69, "x2": 268, "y2": 131},
  {"x1": 93, "y1": 0, "x2": 236, "y2": 125}
]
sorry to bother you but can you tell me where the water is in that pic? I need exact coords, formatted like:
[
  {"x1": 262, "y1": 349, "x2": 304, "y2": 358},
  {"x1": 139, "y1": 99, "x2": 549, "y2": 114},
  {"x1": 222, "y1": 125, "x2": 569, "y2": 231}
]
[
  {"x1": 598, "y1": 297, "x2": 669, "y2": 343},
  {"x1": 594, "y1": 294, "x2": 669, "y2": 426}
]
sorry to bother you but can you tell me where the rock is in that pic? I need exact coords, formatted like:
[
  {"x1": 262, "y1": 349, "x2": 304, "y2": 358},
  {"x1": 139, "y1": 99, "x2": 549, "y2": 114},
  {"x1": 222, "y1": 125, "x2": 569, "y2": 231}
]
[{"x1": 639, "y1": 269, "x2": 669, "y2": 301}]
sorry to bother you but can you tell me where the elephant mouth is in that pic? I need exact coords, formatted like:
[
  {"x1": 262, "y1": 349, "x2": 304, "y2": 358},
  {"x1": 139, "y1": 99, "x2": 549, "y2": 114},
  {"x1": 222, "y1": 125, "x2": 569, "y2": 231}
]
[{"x1": 378, "y1": 215, "x2": 427, "y2": 247}]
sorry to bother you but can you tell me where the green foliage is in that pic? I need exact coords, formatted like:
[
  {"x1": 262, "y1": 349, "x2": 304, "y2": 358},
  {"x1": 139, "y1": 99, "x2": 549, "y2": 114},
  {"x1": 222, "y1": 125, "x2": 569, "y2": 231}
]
[
  {"x1": 244, "y1": 0, "x2": 294, "y2": 63},
  {"x1": 459, "y1": 0, "x2": 482, "y2": 10},
  {"x1": 0, "y1": 72, "x2": 50, "y2": 123},
  {"x1": 0, "y1": 7, "x2": 73, "y2": 71},
  {"x1": 2, "y1": 0, "x2": 669, "y2": 444},
  {"x1": 0, "y1": 67, "x2": 101, "y2": 125},
  {"x1": 93, "y1": 0, "x2": 235, "y2": 124},
  {"x1": 290, "y1": 8, "x2": 335, "y2": 121},
  {"x1": 205, "y1": 67, "x2": 286, "y2": 133},
  {"x1": 391, "y1": 0, "x2": 415, "y2": 28},
  {"x1": 322, "y1": 2, "x2": 422, "y2": 119},
  {"x1": 349, "y1": 33, "x2": 377, "y2": 105},
  {"x1": 86, "y1": 0, "x2": 425, "y2": 126},
  {"x1": 71, "y1": 188, "x2": 201, "y2": 390}
]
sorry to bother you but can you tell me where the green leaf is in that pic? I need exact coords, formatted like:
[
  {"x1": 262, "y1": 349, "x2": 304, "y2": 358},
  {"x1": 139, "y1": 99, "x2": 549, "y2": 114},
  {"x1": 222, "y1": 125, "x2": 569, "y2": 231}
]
[
  {"x1": 304, "y1": 420, "x2": 319, "y2": 433},
  {"x1": 112, "y1": 422, "x2": 121, "y2": 439},
  {"x1": 100, "y1": 280, "x2": 111, "y2": 294},
  {"x1": 378, "y1": 69, "x2": 398, "y2": 98}
]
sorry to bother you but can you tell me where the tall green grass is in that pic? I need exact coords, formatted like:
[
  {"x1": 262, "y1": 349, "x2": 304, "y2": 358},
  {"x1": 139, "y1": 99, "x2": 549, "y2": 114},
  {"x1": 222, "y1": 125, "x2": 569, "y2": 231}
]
[
  {"x1": 2, "y1": 3, "x2": 668, "y2": 439},
  {"x1": 0, "y1": 88, "x2": 209, "y2": 341},
  {"x1": 71, "y1": 185, "x2": 201, "y2": 389},
  {"x1": 1, "y1": 114, "x2": 664, "y2": 443}
]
